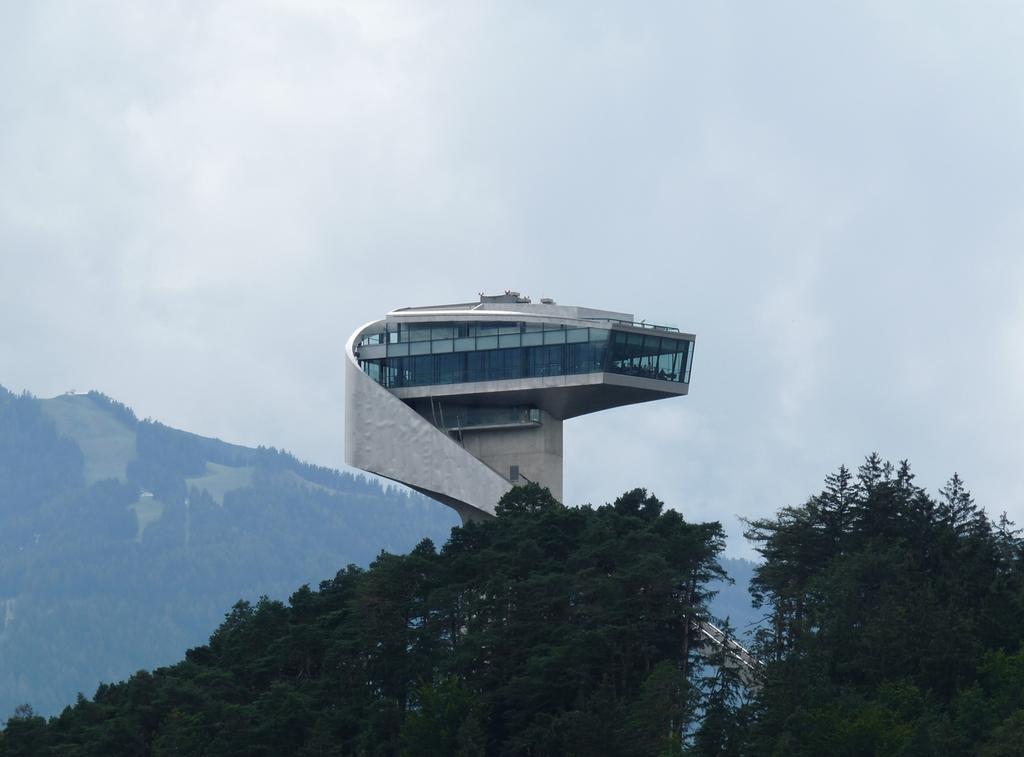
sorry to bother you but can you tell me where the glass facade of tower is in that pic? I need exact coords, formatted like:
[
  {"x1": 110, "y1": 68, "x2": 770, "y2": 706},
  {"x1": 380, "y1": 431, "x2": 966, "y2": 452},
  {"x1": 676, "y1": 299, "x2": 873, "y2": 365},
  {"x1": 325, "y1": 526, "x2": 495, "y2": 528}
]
[{"x1": 356, "y1": 321, "x2": 693, "y2": 390}]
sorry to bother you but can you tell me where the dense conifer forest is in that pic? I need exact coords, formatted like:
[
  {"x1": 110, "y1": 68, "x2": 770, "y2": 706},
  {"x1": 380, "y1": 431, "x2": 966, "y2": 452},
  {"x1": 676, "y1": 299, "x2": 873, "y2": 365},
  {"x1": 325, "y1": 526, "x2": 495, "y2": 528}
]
[
  {"x1": 4, "y1": 382, "x2": 1023, "y2": 754},
  {"x1": 2, "y1": 484, "x2": 731, "y2": 756},
  {"x1": 5, "y1": 456, "x2": 1022, "y2": 755},
  {"x1": 740, "y1": 457, "x2": 1024, "y2": 755}
]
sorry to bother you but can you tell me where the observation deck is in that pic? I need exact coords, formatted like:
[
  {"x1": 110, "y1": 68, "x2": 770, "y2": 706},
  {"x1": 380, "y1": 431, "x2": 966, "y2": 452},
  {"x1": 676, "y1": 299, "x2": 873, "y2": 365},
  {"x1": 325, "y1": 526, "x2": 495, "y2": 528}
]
[{"x1": 345, "y1": 292, "x2": 695, "y2": 521}]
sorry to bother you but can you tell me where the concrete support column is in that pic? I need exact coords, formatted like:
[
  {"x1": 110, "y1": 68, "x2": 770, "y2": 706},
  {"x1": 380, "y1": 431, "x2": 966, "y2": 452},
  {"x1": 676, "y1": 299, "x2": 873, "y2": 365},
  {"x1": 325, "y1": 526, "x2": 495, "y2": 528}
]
[{"x1": 458, "y1": 412, "x2": 563, "y2": 502}]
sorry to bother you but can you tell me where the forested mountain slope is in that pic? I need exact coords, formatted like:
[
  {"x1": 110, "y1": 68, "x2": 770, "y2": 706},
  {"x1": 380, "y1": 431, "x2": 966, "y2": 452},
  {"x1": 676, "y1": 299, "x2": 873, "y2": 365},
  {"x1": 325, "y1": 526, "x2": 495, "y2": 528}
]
[
  {"x1": 0, "y1": 485, "x2": 736, "y2": 756},
  {"x1": 5, "y1": 382, "x2": 1017, "y2": 754},
  {"x1": 0, "y1": 387, "x2": 459, "y2": 720}
]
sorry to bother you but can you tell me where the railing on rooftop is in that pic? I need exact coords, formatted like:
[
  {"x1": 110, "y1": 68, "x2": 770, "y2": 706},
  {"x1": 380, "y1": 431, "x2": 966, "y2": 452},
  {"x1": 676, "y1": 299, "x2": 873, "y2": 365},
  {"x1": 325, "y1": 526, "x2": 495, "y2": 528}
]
[
  {"x1": 431, "y1": 404, "x2": 542, "y2": 432},
  {"x1": 356, "y1": 319, "x2": 681, "y2": 350},
  {"x1": 604, "y1": 319, "x2": 679, "y2": 332}
]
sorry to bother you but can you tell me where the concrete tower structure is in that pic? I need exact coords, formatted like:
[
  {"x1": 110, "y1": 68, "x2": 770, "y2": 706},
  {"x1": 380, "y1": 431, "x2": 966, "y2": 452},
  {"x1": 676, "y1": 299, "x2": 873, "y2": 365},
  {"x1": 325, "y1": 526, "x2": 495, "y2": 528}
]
[{"x1": 345, "y1": 292, "x2": 695, "y2": 522}]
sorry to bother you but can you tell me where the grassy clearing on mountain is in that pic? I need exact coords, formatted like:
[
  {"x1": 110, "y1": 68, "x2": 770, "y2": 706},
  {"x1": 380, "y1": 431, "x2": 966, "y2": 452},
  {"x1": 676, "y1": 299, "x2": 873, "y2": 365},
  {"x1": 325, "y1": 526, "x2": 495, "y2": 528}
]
[
  {"x1": 39, "y1": 395, "x2": 135, "y2": 484},
  {"x1": 128, "y1": 495, "x2": 164, "y2": 541},
  {"x1": 185, "y1": 462, "x2": 254, "y2": 505}
]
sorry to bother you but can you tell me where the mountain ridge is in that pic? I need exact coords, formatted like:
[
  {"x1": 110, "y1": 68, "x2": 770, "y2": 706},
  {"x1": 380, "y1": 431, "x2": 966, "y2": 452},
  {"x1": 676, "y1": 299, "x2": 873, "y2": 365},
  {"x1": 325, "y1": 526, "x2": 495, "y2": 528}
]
[
  {"x1": 0, "y1": 385, "x2": 759, "y2": 723},
  {"x1": 0, "y1": 385, "x2": 461, "y2": 719}
]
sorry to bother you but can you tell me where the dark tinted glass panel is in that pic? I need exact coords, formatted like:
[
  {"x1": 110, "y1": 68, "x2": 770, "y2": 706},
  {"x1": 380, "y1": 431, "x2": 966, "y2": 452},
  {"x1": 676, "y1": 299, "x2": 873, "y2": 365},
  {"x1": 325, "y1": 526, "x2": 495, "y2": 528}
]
[
  {"x1": 567, "y1": 341, "x2": 604, "y2": 373},
  {"x1": 407, "y1": 326, "x2": 432, "y2": 342},
  {"x1": 411, "y1": 355, "x2": 433, "y2": 386},
  {"x1": 362, "y1": 361, "x2": 382, "y2": 382},
  {"x1": 466, "y1": 351, "x2": 489, "y2": 383},
  {"x1": 606, "y1": 331, "x2": 691, "y2": 383},
  {"x1": 497, "y1": 348, "x2": 523, "y2": 379},
  {"x1": 526, "y1": 344, "x2": 564, "y2": 377},
  {"x1": 435, "y1": 353, "x2": 464, "y2": 384},
  {"x1": 431, "y1": 339, "x2": 454, "y2": 353},
  {"x1": 657, "y1": 347, "x2": 677, "y2": 380},
  {"x1": 429, "y1": 403, "x2": 541, "y2": 430},
  {"x1": 361, "y1": 326, "x2": 690, "y2": 388}
]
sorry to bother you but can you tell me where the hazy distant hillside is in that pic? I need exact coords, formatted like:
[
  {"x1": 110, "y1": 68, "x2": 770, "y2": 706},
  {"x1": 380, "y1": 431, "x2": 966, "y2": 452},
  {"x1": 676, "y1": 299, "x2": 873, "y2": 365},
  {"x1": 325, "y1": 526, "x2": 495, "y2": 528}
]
[{"x1": 0, "y1": 387, "x2": 459, "y2": 720}]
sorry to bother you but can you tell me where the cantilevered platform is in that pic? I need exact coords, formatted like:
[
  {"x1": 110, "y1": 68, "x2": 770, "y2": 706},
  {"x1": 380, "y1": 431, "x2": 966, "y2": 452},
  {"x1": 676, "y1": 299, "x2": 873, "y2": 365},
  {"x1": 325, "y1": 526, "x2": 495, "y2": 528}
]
[{"x1": 345, "y1": 291, "x2": 695, "y2": 521}]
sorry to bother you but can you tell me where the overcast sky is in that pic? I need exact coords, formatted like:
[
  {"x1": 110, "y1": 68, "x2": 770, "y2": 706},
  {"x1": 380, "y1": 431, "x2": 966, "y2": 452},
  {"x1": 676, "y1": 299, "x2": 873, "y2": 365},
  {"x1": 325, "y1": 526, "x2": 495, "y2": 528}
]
[{"x1": 2, "y1": 1, "x2": 1023, "y2": 556}]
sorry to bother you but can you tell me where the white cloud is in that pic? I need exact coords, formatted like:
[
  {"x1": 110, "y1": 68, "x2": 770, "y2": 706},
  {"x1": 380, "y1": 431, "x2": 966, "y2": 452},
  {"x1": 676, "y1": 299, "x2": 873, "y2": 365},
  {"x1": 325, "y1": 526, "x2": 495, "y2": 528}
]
[{"x1": 2, "y1": 1, "x2": 1024, "y2": 556}]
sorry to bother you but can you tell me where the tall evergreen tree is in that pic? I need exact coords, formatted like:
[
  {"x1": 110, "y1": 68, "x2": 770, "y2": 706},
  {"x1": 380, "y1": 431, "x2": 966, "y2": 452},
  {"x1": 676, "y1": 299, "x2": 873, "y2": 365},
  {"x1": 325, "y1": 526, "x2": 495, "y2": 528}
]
[{"x1": 1, "y1": 485, "x2": 731, "y2": 756}]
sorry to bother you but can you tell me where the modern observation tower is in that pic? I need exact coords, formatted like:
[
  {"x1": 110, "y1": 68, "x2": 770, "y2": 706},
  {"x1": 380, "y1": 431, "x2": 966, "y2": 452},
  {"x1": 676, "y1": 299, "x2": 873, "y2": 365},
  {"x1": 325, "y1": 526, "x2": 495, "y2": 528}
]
[
  {"x1": 345, "y1": 298, "x2": 764, "y2": 688},
  {"x1": 345, "y1": 291, "x2": 695, "y2": 523}
]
